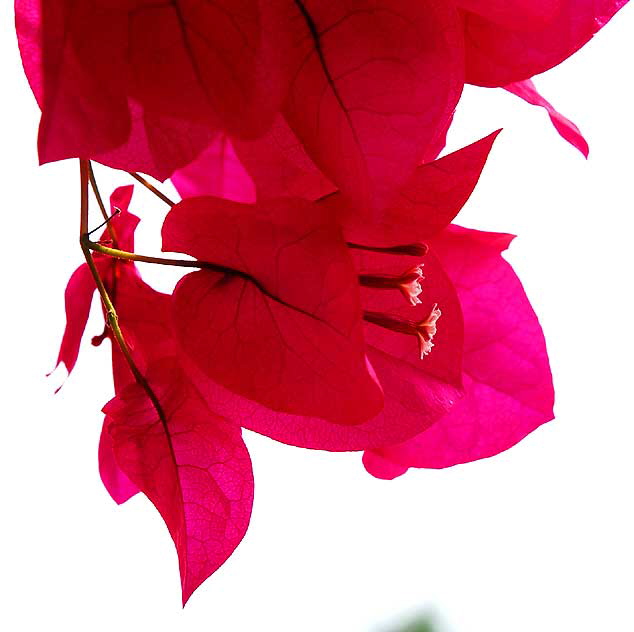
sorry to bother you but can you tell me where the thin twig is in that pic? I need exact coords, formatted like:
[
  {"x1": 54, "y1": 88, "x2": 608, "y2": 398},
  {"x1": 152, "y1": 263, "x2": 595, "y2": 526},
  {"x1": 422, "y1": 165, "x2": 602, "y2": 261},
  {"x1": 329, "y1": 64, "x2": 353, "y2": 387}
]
[
  {"x1": 129, "y1": 172, "x2": 176, "y2": 207},
  {"x1": 79, "y1": 160, "x2": 167, "y2": 423},
  {"x1": 87, "y1": 240, "x2": 375, "y2": 291},
  {"x1": 86, "y1": 238, "x2": 341, "y2": 328},
  {"x1": 87, "y1": 240, "x2": 225, "y2": 272},
  {"x1": 87, "y1": 209, "x2": 121, "y2": 238},
  {"x1": 88, "y1": 162, "x2": 119, "y2": 243}
]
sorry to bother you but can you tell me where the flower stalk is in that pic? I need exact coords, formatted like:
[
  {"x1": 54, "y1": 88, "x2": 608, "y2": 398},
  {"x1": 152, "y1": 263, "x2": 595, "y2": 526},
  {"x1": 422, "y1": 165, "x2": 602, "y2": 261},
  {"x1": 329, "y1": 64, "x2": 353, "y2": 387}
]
[
  {"x1": 79, "y1": 159, "x2": 167, "y2": 424},
  {"x1": 129, "y1": 172, "x2": 175, "y2": 207}
]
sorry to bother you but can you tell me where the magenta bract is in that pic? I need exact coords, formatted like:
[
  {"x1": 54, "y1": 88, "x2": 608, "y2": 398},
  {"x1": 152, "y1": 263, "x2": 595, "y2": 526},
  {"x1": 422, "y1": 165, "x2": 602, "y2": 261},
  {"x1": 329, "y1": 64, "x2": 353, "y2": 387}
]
[
  {"x1": 364, "y1": 226, "x2": 555, "y2": 477},
  {"x1": 33, "y1": 0, "x2": 620, "y2": 604}
]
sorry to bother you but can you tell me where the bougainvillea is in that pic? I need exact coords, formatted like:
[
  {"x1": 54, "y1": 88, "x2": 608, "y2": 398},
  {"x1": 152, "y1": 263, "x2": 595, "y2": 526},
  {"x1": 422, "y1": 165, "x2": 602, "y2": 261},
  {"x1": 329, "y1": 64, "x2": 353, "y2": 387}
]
[{"x1": 15, "y1": 0, "x2": 628, "y2": 604}]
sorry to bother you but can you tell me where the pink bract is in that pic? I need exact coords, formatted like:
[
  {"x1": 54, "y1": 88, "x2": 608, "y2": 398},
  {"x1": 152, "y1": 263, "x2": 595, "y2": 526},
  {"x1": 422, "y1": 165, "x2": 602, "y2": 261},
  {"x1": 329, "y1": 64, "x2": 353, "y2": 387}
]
[
  {"x1": 170, "y1": 134, "x2": 256, "y2": 204},
  {"x1": 505, "y1": 79, "x2": 589, "y2": 157},
  {"x1": 364, "y1": 226, "x2": 554, "y2": 478},
  {"x1": 171, "y1": 115, "x2": 335, "y2": 203},
  {"x1": 104, "y1": 359, "x2": 253, "y2": 605}
]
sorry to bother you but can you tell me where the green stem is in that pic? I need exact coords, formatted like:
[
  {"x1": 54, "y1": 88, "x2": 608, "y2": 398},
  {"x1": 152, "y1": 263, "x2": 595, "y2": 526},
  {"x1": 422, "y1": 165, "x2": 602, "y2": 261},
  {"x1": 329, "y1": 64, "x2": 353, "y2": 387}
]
[
  {"x1": 86, "y1": 240, "x2": 233, "y2": 274},
  {"x1": 87, "y1": 240, "x2": 378, "y2": 292},
  {"x1": 85, "y1": 238, "x2": 322, "y2": 318}
]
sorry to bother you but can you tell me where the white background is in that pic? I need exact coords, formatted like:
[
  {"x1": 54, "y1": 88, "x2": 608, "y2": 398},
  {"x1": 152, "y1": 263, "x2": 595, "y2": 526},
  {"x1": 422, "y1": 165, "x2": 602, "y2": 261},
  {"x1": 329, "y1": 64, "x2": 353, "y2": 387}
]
[{"x1": 1, "y1": 4, "x2": 633, "y2": 631}]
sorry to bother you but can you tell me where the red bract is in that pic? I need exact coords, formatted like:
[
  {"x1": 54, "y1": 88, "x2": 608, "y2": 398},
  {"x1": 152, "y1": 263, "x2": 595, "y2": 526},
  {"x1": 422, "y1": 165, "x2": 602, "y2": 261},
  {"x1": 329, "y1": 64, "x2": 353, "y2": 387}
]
[
  {"x1": 15, "y1": 1, "x2": 130, "y2": 166},
  {"x1": 456, "y1": 0, "x2": 563, "y2": 30},
  {"x1": 364, "y1": 226, "x2": 554, "y2": 478},
  {"x1": 183, "y1": 246, "x2": 464, "y2": 451},
  {"x1": 98, "y1": 266, "x2": 176, "y2": 505},
  {"x1": 15, "y1": 0, "x2": 290, "y2": 178},
  {"x1": 282, "y1": 0, "x2": 464, "y2": 211},
  {"x1": 173, "y1": 123, "x2": 498, "y2": 216},
  {"x1": 460, "y1": 0, "x2": 629, "y2": 86},
  {"x1": 56, "y1": 185, "x2": 254, "y2": 602},
  {"x1": 98, "y1": 417, "x2": 140, "y2": 506},
  {"x1": 55, "y1": 185, "x2": 136, "y2": 378},
  {"x1": 170, "y1": 134, "x2": 500, "y2": 451},
  {"x1": 54, "y1": 184, "x2": 160, "y2": 502},
  {"x1": 96, "y1": 252, "x2": 255, "y2": 605},
  {"x1": 15, "y1": 0, "x2": 463, "y2": 198},
  {"x1": 505, "y1": 79, "x2": 589, "y2": 157},
  {"x1": 162, "y1": 196, "x2": 384, "y2": 424},
  {"x1": 93, "y1": 105, "x2": 215, "y2": 184},
  {"x1": 104, "y1": 359, "x2": 253, "y2": 605},
  {"x1": 17, "y1": 0, "x2": 625, "y2": 186},
  {"x1": 287, "y1": 129, "x2": 553, "y2": 468},
  {"x1": 171, "y1": 113, "x2": 554, "y2": 468},
  {"x1": 121, "y1": 1, "x2": 288, "y2": 139},
  {"x1": 55, "y1": 263, "x2": 102, "y2": 379},
  {"x1": 232, "y1": 115, "x2": 337, "y2": 201},
  {"x1": 169, "y1": 0, "x2": 463, "y2": 209},
  {"x1": 21, "y1": 0, "x2": 623, "y2": 607},
  {"x1": 332, "y1": 131, "x2": 502, "y2": 241}
]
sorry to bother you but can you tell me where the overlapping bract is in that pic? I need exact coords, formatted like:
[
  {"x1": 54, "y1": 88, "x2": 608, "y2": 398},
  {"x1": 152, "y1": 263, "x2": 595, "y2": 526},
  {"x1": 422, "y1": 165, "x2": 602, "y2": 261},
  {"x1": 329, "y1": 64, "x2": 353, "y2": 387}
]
[
  {"x1": 35, "y1": 0, "x2": 622, "y2": 605},
  {"x1": 162, "y1": 195, "x2": 384, "y2": 424},
  {"x1": 363, "y1": 226, "x2": 554, "y2": 478},
  {"x1": 105, "y1": 360, "x2": 253, "y2": 606},
  {"x1": 168, "y1": 134, "x2": 504, "y2": 452},
  {"x1": 56, "y1": 187, "x2": 254, "y2": 602},
  {"x1": 55, "y1": 185, "x2": 136, "y2": 378},
  {"x1": 16, "y1": 0, "x2": 625, "y2": 188},
  {"x1": 54, "y1": 129, "x2": 557, "y2": 599}
]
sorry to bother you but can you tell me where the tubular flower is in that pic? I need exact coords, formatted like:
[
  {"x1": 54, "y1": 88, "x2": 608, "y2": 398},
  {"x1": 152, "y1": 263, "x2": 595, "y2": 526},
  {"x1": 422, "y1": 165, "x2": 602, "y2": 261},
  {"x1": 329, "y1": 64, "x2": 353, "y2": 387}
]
[
  {"x1": 364, "y1": 303, "x2": 442, "y2": 358},
  {"x1": 162, "y1": 134, "x2": 508, "y2": 452},
  {"x1": 363, "y1": 226, "x2": 554, "y2": 478},
  {"x1": 170, "y1": 124, "x2": 554, "y2": 472},
  {"x1": 360, "y1": 265, "x2": 426, "y2": 307},
  {"x1": 417, "y1": 305, "x2": 442, "y2": 357},
  {"x1": 28, "y1": 0, "x2": 622, "y2": 605}
]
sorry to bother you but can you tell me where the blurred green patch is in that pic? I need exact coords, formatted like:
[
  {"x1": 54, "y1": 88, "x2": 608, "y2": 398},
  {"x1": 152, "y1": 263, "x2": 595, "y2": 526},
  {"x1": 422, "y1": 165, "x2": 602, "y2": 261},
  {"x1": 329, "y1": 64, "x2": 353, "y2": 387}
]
[{"x1": 386, "y1": 612, "x2": 438, "y2": 632}]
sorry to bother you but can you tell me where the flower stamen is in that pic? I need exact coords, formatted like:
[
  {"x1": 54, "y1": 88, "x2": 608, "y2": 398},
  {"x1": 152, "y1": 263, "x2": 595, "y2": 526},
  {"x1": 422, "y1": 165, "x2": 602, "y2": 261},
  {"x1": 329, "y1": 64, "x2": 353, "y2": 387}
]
[
  {"x1": 364, "y1": 304, "x2": 442, "y2": 359},
  {"x1": 359, "y1": 264, "x2": 425, "y2": 306},
  {"x1": 415, "y1": 304, "x2": 441, "y2": 358}
]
